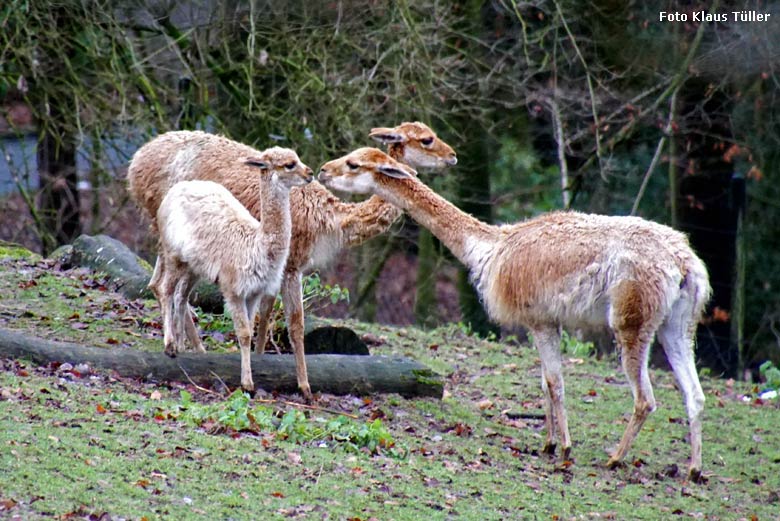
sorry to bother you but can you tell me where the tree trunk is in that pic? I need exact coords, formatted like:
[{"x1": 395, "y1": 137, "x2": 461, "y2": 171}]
[
  {"x1": 730, "y1": 173, "x2": 746, "y2": 376},
  {"x1": 676, "y1": 86, "x2": 739, "y2": 377},
  {"x1": 37, "y1": 126, "x2": 80, "y2": 255},
  {"x1": 354, "y1": 236, "x2": 385, "y2": 322},
  {"x1": 454, "y1": 127, "x2": 499, "y2": 338},
  {"x1": 34, "y1": 4, "x2": 82, "y2": 256},
  {"x1": 447, "y1": 0, "x2": 501, "y2": 338},
  {"x1": 413, "y1": 228, "x2": 439, "y2": 328},
  {"x1": 0, "y1": 328, "x2": 443, "y2": 398}
]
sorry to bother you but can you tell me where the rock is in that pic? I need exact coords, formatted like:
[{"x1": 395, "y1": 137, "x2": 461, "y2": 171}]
[
  {"x1": 69, "y1": 234, "x2": 152, "y2": 299},
  {"x1": 48, "y1": 244, "x2": 74, "y2": 267},
  {"x1": 67, "y1": 234, "x2": 223, "y2": 312},
  {"x1": 267, "y1": 318, "x2": 371, "y2": 356}
]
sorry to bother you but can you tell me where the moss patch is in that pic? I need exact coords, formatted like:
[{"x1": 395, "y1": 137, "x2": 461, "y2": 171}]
[{"x1": 0, "y1": 241, "x2": 40, "y2": 261}]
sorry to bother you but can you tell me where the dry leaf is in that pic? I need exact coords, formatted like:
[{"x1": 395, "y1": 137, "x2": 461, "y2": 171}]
[
  {"x1": 287, "y1": 452, "x2": 302, "y2": 465},
  {"x1": 477, "y1": 399, "x2": 493, "y2": 410}
]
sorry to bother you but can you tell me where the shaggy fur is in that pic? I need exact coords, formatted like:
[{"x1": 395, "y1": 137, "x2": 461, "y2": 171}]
[
  {"x1": 127, "y1": 125, "x2": 456, "y2": 401},
  {"x1": 318, "y1": 147, "x2": 711, "y2": 481},
  {"x1": 156, "y1": 147, "x2": 313, "y2": 392}
]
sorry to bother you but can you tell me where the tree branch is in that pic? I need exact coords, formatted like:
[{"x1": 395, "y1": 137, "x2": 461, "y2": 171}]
[
  {"x1": 554, "y1": 0, "x2": 604, "y2": 181},
  {"x1": 630, "y1": 89, "x2": 678, "y2": 216}
]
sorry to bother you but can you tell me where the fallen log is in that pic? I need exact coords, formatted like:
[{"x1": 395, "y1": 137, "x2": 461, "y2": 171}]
[{"x1": 0, "y1": 328, "x2": 443, "y2": 398}]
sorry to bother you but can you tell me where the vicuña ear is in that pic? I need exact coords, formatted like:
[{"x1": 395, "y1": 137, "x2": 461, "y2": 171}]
[
  {"x1": 378, "y1": 163, "x2": 416, "y2": 179},
  {"x1": 369, "y1": 127, "x2": 406, "y2": 144},
  {"x1": 245, "y1": 157, "x2": 269, "y2": 169}
]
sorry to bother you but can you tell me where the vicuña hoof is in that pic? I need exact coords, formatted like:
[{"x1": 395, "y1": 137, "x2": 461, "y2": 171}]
[
  {"x1": 561, "y1": 446, "x2": 572, "y2": 462},
  {"x1": 688, "y1": 467, "x2": 705, "y2": 484}
]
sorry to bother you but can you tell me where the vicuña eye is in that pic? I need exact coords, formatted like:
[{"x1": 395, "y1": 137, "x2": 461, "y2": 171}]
[
  {"x1": 421, "y1": 137, "x2": 434, "y2": 146},
  {"x1": 346, "y1": 161, "x2": 359, "y2": 170},
  {"x1": 284, "y1": 162, "x2": 296, "y2": 170}
]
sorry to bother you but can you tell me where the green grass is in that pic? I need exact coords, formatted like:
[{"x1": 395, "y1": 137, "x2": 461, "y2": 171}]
[
  {"x1": 0, "y1": 253, "x2": 235, "y2": 354},
  {"x1": 2, "y1": 251, "x2": 780, "y2": 519}
]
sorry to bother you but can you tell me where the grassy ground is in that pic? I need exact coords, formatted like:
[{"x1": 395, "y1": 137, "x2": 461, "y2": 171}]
[{"x1": 1, "y1": 246, "x2": 779, "y2": 520}]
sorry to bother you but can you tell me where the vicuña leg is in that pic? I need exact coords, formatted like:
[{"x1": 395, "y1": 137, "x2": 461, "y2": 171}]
[
  {"x1": 175, "y1": 271, "x2": 206, "y2": 353},
  {"x1": 225, "y1": 294, "x2": 254, "y2": 392},
  {"x1": 607, "y1": 328, "x2": 656, "y2": 469},
  {"x1": 159, "y1": 259, "x2": 181, "y2": 358},
  {"x1": 281, "y1": 272, "x2": 312, "y2": 402},
  {"x1": 533, "y1": 327, "x2": 571, "y2": 460},
  {"x1": 148, "y1": 255, "x2": 164, "y2": 301},
  {"x1": 169, "y1": 279, "x2": 188, "y2": 355},
  {"x1": 657, "y1": 309, "x2": 705, "y2": 482},
  {"x1": 252, "y1": 295, "x2": 276, "y2": 353},
  {"x1": 245, "y1": 293, "x2": 262, "y2": 335}
]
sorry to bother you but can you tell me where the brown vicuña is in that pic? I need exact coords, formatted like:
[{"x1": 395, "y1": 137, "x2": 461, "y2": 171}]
[{"x1": 318, "y1": 147, "x2": 711, "y2": 481}]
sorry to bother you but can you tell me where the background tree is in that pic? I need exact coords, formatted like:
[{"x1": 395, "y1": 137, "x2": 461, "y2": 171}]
[
  {"x1": 0, "y1": 0, "x2": 177, "y2": 252},
  {"x1": 1, "y1": 0, "x2": 778, "y2": 375}
]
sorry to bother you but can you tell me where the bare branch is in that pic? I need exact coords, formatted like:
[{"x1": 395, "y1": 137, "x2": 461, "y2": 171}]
[
  {"x1": 551, "y1": 96, "x2": 570, "y2": 208},
  {"x1": 554, "y1": 0, "x2": 604, "y2": 181},
  {"x1": 630, "y1": 89, "x2": 677, "y2": 216}
]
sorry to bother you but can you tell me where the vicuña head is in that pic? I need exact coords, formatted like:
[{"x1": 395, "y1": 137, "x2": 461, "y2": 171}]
[
  {"x1": 318, "y1": 147, "x2": 416, "y2": 194},
  {"x1": 369, "y1": 121, "x2": 457, "y2": 170},
  {"x1": 245, "y1": 146, "x2": 313, "y2": 188}
]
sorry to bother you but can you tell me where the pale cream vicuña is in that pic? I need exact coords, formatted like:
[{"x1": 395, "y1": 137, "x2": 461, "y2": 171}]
[
  {"x1": 156, "y1": 146, "x2": 313, "y2": 392},
  {"x1": 127, "y1": 124, "x2": 456, "y2": 401},
  {"x1": 318, "y1": 147, "x2": 711, "y2": 481}
]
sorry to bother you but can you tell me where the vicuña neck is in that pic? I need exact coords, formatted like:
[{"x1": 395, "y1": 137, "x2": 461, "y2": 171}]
[
  {"x1": 258, "y1": 175, "x2": 292, "y2": 248},
  {"x1": 373, "y1": 176, "x2": 497, "y2": 269}
]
